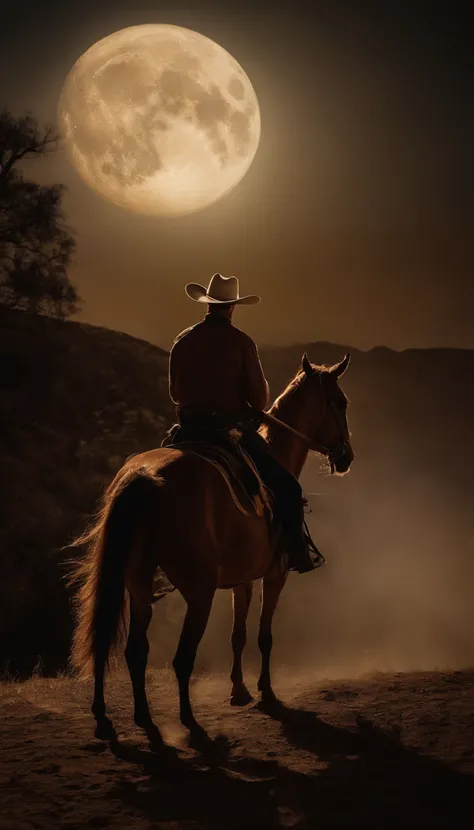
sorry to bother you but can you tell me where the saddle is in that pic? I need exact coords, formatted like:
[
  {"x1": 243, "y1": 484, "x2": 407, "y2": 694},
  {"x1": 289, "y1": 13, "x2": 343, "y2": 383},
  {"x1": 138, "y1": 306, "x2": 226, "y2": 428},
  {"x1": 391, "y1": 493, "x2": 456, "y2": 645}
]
[{"x1": 168, "y1": 435, "x2": 274, "y2": 520}]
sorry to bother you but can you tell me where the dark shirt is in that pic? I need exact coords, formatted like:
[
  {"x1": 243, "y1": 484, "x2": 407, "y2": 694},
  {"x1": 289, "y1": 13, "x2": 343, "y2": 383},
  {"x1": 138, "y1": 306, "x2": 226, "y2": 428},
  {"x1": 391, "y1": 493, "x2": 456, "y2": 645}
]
[{"x1": 169, "y1": 314, "x2": 269, "y2": 416}]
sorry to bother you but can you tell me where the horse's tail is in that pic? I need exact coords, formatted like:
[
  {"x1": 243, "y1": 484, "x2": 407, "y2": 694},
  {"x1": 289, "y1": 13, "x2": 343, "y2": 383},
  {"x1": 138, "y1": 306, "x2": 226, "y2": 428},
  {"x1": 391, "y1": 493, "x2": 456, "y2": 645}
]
[{"x1": 68, "y1": 468, "x2": 159, "y2": 676}]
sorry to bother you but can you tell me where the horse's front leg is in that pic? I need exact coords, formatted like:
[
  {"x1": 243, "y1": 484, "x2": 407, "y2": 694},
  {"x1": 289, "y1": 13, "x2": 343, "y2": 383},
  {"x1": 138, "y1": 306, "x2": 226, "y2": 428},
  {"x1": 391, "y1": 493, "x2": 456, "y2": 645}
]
[
  {"x1": 257, "y1": 571, "x2": 287, "y2": 704},
  {"x1": 230, "y1": 582, "x2": 254, "y2": 705}
]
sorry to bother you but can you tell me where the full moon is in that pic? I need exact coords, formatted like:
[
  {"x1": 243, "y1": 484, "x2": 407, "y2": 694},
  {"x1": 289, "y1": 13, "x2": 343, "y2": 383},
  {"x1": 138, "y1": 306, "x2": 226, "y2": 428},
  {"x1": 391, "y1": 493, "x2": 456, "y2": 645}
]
[{"x1": 58, "y1": 25, "x2": 261, "y2": 216}]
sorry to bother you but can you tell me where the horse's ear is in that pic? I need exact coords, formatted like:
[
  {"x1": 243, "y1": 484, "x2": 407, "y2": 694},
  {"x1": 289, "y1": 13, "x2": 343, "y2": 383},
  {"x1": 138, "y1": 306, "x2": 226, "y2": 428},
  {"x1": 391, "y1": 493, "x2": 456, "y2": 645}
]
[
  {"x1": 301, "y1": 352, "x2": 314, "y2": 377},
  {"x1": 330, "y1": 352, "x2": 351, "y2": 378}
]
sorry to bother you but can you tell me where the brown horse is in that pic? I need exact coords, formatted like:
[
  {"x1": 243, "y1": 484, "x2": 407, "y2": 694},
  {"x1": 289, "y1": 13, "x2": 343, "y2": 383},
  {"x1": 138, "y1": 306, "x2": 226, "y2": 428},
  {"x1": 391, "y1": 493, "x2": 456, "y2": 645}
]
[{"x1": 70, "y1": 352, "x2": 354, "y2": 741}]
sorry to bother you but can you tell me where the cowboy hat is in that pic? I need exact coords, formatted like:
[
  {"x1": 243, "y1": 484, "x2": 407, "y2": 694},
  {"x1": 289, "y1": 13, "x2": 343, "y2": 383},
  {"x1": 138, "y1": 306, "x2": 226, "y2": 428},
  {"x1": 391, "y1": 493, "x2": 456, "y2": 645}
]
[{"x1": 185, "y1": 273, "x2": 260, "y2": 305}]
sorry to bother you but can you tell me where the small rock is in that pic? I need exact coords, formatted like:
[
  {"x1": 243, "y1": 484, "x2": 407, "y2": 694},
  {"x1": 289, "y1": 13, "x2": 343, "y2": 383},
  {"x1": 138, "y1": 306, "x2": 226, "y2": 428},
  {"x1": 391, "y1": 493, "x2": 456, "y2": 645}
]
[{"x1": 321, "y1": 690, "x2": 336, "y2": 701}]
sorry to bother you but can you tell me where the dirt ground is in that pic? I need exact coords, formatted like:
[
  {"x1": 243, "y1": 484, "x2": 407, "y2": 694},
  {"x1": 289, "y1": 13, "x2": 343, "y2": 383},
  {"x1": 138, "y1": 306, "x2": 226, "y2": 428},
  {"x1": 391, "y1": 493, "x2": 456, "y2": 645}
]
[{"x1": 1, "y1": 668, "x2": 473, "y2": 829}]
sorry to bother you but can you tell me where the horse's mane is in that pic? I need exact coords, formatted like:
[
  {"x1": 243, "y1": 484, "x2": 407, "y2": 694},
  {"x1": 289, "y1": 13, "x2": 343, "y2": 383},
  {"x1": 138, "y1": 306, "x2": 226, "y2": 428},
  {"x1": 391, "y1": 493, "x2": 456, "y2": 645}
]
[{"x1": 259, "y1": 364, "x2": 327, "y2": 443}]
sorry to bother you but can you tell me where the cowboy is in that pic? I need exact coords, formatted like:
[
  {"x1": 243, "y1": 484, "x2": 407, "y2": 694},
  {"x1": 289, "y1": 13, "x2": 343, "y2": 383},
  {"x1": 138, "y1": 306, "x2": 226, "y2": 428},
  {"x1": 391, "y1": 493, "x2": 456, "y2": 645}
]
[{"x1": 166, "y1": 273, "x2": 319, "y2": 573}]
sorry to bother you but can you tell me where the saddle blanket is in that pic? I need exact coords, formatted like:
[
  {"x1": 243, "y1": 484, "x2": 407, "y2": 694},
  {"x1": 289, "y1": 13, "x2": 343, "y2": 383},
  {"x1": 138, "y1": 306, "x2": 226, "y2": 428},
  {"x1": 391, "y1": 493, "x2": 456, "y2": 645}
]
[
  {"x1": 151, "y1": 439, "x2": 278, "y2": 601},
  {"x1": 178, "y1": 439, "x2": 273, "y2": 519}
]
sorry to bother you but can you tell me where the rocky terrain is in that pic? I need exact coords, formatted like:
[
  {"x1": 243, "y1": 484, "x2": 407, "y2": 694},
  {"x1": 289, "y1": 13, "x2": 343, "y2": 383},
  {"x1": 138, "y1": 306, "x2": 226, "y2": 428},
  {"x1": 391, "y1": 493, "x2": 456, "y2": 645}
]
[{"x1": 1, "y1": 668, "x2": 473, "y2": 829}]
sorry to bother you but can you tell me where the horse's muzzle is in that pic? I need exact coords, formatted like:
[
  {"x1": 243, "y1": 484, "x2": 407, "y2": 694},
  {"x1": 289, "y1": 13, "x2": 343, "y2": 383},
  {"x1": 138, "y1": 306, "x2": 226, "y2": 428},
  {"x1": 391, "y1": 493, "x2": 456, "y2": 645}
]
[{"x1": 331, "y1": 443, "x2": 354, "y2": 475}]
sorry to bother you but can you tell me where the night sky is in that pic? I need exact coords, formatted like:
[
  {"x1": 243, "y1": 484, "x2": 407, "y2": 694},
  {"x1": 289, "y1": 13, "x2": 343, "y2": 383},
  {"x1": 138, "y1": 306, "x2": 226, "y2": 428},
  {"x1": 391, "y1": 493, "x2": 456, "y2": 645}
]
[{"x1": 1, "y1": 0, "x2": 472, "y2": 350}]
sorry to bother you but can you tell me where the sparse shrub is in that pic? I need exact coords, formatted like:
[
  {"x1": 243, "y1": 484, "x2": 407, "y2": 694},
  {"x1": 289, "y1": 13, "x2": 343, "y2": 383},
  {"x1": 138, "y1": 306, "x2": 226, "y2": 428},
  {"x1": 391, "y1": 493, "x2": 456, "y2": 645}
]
[{"x1": 0, "y1": 110, "x2": 79, "y2": 318}]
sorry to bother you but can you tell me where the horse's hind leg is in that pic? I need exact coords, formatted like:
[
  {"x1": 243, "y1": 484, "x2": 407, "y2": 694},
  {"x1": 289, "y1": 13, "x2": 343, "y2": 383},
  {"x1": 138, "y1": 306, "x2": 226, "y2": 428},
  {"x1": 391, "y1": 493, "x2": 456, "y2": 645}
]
[
  {"x1": 125, "y1": 597, "x2": 160, "y2": 743},
  {"x1": 257, "y1": 571, "x2": 287, "y2": 704},
  {"x1": 173, "y1": 585, "x2": 215, "y2": 734},
  {"x1": 230, "y1": 582, "x2": 254, "y2": 706},
  {"x1": 92, "y1": 658, "x2": 115, "y2": 740}
]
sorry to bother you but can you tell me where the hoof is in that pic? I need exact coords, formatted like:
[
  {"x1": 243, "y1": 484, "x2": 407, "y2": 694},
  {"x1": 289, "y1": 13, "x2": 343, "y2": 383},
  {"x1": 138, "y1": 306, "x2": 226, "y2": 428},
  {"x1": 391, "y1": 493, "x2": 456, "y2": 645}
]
[
  {"x1": 133, "y1": 712, "x2": 163, "y2": 744},
  {"x1": 134, "y1": 711, "x2": 153, "y2": 729},
  {"x1": 143, "y1": 722, "x2": 165, "y2": 746},
  {"x1": 188, "y1": 724, "x2": 215, "y2": 756},
  {"x1": 230, "y1": 684, "x2": 254, "y2": 707},
  {"x1": 259, "y1": 687, "x2": 280, "y2": 707},
  {"x1": 182, "y1": 715, "x2": 212, "y2": 748},
  {"x1": 94, "y1": 715, "x2": 116, "y2": 741}
]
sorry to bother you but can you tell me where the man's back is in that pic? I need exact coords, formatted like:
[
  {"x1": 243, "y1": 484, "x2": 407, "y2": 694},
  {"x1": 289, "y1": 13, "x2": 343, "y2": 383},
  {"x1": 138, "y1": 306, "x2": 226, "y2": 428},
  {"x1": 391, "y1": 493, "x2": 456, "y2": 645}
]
[
  {"x1": 169, "y1": 313, "x2": 268, "y2": 416},
  {"x1": 165, "y1": 272, "x2": 320, "y2": 574}
]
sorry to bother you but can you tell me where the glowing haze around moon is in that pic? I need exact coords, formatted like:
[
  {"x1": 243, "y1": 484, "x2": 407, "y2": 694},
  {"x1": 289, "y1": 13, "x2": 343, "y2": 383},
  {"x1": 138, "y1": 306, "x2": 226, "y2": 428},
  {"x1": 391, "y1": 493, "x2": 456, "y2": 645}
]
[{"x1": 58, "y1": 25, "x2": 261, "y2": 217}]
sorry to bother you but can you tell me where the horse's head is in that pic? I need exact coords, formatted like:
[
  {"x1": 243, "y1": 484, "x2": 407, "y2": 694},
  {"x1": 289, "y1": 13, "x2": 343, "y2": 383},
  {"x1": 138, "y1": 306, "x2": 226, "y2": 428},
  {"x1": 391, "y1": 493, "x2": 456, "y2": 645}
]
[{"x1": 301, "y1": 352, "x2": 354, "y2": 474}]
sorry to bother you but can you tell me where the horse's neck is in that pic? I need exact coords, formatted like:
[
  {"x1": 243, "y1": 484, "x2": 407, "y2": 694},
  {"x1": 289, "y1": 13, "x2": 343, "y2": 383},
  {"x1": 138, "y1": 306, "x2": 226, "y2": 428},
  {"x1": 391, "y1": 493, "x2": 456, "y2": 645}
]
[{"x1": 264, "y1": 406, "x2": 312, "y2": 479}]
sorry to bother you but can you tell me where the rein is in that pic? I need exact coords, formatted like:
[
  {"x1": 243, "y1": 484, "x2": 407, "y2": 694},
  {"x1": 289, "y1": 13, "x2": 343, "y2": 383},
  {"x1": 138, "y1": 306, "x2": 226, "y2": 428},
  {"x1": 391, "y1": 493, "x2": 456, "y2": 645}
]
[{"x1": 260, "y1": 410, "x2": 332, "y2": 456}]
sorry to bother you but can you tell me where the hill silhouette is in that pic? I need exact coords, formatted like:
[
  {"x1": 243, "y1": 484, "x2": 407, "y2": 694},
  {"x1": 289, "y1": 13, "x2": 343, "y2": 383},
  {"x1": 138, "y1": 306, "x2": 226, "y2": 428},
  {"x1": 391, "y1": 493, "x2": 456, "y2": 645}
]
[
  {"x1": 1, "y1": 309, "x2": 473, "y2": 675},
  {"x1": 0, "y1": 309, "x2": 173, "y2": 674}
]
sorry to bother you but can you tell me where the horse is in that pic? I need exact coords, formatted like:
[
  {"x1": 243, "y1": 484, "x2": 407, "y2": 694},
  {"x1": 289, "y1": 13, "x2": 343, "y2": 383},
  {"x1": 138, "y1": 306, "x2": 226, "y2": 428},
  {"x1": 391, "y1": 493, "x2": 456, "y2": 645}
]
[{"x1": 70, "y1": 352, "x2": 354, "y2": 742}]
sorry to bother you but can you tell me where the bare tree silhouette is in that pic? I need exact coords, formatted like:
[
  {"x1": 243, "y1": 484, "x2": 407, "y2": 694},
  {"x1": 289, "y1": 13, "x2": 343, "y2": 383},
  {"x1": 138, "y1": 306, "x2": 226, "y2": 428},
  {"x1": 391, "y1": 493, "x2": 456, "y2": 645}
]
[{"x1": 0, "y1": 110, "x2": 79, "y2": 318}]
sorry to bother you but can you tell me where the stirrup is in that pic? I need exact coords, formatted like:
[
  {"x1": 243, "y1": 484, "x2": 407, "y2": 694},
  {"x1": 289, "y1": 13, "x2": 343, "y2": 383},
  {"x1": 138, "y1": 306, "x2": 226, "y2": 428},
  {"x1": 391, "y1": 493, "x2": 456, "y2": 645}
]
[{"x1": 304, "y1": 520, "x2": 326, "y2": 567}]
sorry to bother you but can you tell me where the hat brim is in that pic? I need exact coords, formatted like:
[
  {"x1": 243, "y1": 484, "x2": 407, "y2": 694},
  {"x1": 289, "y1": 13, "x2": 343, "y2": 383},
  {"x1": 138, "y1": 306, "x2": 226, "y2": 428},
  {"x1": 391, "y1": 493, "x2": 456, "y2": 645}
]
[{"x1": 185, "y1": 283, "x2": 260, "y2": 305}]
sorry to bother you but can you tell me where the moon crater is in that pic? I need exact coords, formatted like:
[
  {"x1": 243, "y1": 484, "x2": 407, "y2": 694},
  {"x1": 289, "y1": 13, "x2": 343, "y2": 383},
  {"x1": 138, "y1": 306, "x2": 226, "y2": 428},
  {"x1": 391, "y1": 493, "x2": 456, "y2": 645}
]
[{"x1": 58, "y1": 25, "x2": 261, "y2": 216}]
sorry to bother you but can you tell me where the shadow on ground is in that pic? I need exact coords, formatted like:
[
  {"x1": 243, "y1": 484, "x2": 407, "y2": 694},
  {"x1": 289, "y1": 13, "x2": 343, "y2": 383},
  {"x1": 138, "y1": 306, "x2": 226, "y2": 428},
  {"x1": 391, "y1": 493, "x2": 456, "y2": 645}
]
[{"x1": 110, "y1": 699, "x2": 473, "y2": 830}]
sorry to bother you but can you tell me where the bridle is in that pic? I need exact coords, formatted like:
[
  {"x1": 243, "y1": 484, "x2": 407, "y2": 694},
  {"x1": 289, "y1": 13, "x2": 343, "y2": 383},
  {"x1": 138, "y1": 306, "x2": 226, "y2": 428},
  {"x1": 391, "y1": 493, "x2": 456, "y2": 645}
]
[{"x1": 260, "y1": 370, "x2": 350, "y2": 473}]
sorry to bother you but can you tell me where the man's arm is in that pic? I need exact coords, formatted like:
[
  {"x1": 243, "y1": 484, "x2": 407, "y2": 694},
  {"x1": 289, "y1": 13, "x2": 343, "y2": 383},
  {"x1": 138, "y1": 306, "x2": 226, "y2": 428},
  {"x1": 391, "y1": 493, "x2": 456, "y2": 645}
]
[
  {"x1": 168, "y1": 327, "x2": 194, "y2": 405},
  {"x1": 243, "y1": 337, "x2": 270, "y2": 411},
  {"x1": 169, "y1": 345, "x2": 178, "y2": 404}
]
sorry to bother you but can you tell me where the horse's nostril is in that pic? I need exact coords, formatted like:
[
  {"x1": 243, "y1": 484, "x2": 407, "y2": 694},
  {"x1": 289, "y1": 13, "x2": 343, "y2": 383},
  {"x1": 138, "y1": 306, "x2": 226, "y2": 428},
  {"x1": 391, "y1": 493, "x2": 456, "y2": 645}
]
[{"x1": 335, "y1": 451, "x2": 352, "y2": 474}]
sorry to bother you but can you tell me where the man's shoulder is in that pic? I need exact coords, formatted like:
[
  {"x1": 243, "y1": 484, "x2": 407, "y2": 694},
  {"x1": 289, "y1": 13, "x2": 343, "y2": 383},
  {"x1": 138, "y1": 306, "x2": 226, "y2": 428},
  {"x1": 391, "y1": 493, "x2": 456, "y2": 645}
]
[
  {"x1": 230, "y1": 324, "x2": 257, "y2": 348},
  {"x1": 171, "y1": 323, "x2": 202, "y2": 349},
  {"x1": 171, "y1": 320, "x2": 256, "y2": 348}
]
